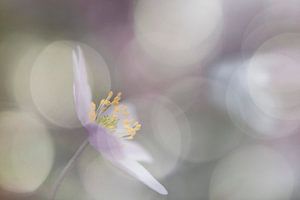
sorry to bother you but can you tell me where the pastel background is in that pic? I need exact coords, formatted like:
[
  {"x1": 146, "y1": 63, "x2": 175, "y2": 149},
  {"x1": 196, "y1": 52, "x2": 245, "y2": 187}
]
[{"x1": 0, "y1": 0, "x2": 300, "y2": 199}]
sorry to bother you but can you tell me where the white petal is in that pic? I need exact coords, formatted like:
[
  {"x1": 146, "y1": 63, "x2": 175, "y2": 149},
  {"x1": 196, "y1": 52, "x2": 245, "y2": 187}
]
[
  {"x1": 121, "y1": 140, "x2": 153, "y2": 163},
  {"x1": 72, "y1": 46, "x2": 92, "y2": 125},
  {"x1": 114, "y1": 159, "x2": 168, "y2": 195}
]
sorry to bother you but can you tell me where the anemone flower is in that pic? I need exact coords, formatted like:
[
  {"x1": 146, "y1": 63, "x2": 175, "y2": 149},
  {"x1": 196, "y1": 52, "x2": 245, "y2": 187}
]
[{"x1": 51, "y1": 46, "x2": 168, "y2": 199}]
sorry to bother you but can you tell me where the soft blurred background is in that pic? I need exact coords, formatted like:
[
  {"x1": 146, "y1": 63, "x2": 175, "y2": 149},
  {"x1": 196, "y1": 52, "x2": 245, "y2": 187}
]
[{"x1": 0, "y1": 0, "x2": 300, "y2": 199}]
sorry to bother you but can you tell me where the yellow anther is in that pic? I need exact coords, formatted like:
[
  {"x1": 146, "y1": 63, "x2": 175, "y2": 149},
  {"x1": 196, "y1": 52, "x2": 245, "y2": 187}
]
[
  {"x1": 88, "y1": 91, "x2": 141, "y2": 140},
  {"x1": 127, "y1": 128, "x2": 137, "y2": 138},
  {"x1": 98, "y1": 115, "x2": 118, "y2": 131},
  {"x1": 100, "y1": 99, "x2": 111, "y2": 106},
  {"x1": 112, "y1": 92, "x2": 122, "y2": 106},
  {"x1": 99, "y1": 91, "x2": 113, "y2": 108},
  {"x1": 107, "y1": 91, "x2": 113, "y2": 100},
  {"x1": 89, "y1": 102, "x2": 97, "y2": 122},
  {"x1": 134, "y1": 123, "x2": 141, "y2": 131},
  {"x1": 122, "y1": 119, "x2": 141, "y2": 139}
]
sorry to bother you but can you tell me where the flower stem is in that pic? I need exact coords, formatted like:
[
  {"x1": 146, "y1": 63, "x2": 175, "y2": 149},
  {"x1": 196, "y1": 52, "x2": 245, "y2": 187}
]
[{"x1": 50, "y1": 138, "x2": 89, "y2": 200}]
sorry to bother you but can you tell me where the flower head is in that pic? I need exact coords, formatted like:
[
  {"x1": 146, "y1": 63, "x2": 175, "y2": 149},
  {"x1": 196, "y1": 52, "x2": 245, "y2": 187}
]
[
  {"x1": 72, "y1": 46, "x2": 168, "y2": 195},
  {"x1": 88, "y1": 91, "x2": 141, "y2": 139}
]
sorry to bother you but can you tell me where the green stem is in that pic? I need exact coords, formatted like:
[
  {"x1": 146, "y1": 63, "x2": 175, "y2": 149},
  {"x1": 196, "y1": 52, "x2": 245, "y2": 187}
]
[{"x1": 50, "y1": 138, "x2": 89, "y2": 200}]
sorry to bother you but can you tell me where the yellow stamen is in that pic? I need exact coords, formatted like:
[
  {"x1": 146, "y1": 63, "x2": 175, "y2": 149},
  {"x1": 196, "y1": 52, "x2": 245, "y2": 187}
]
[
  {"x1": 107, "y1": 91, "x2": 113, "y2": 100},
  {"x1": 99, "y1": 91, "x2": 113, "y2": 110},
  {"x1": 100, "y1": 99, "x2": 111, "y2": 106},
  {"x1": 98, "y1": 115, "x2": 118, "y2": 131},
  {"x1": 98, "y1": 91, "x2": 115, "y2": 113},
  {"x1": 89, "y1": 91, "x2": 141, "y2": 140},
  {"x1": 123, "y1": 119, "x2": 141, "y2": 139},
  {"x1": 89, "y1": 102, "x2": 97, "y2": 122},
  {"x1": 112, "y1": 92, "x2": 122, "y2": 106}
]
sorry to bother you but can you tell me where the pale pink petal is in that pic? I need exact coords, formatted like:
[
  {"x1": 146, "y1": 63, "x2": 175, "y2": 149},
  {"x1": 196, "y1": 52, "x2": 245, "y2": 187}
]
[
  {"x1": 121, "y1": 140, "x2": 153, "y2": 163},
  {"x1": 72, "y1": 46, "x2": 167, "y2": 195},
  {"x1": 85, "y1": 123, "x2": 123, "y2": 159},
  {"x1": 85, "y1": 124, "x2": 167, "y2": 195},
  {"x1": 114, "y1": 159, "x2": 168, "y2": 195},
  {"x1": 72, "y1": 46, "x2": 92, "y2": 126}
]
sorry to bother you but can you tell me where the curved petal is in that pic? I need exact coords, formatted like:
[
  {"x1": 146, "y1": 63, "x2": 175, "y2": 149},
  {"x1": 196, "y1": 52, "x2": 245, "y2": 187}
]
[
  {"x1": 72, "y1": 46, "x2": 92, "y2": 126},
  {"x1": 85, "y1": 124, "x2": 167, "y2": 195},
  {"x1": 121, "y1": 141, "x2": 153, "y2": 163},
  {"x1": 114, "y1": 159, "x2": 168, "y2": 195},
  {"x1": 85, "y1": 123, "x2": 123, "y2": 159}
]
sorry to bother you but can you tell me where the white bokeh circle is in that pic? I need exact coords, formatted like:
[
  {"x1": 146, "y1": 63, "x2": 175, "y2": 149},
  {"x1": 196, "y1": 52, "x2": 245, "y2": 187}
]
[
  {"x1": 247, "y1": 33, "x2": 300, "y2": 121},
  {"x1": 134, "y1": 0, "x2": 223, "y2": 70},
  {"x1": 226, "y1": 65, "x2": 300, "y2": 139},
  {"x1": 179, "y1": 79, "x2": 243, "y2": 163},
  {"x1": 30, "y1": 41, "x2": 111, "y2": 128},
  {"x1": 0, "y1": 110, "x2": 54, "y2": 193},
  {"x1": 210, "y1": 145, "x2": 295, "y2": 200}
]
